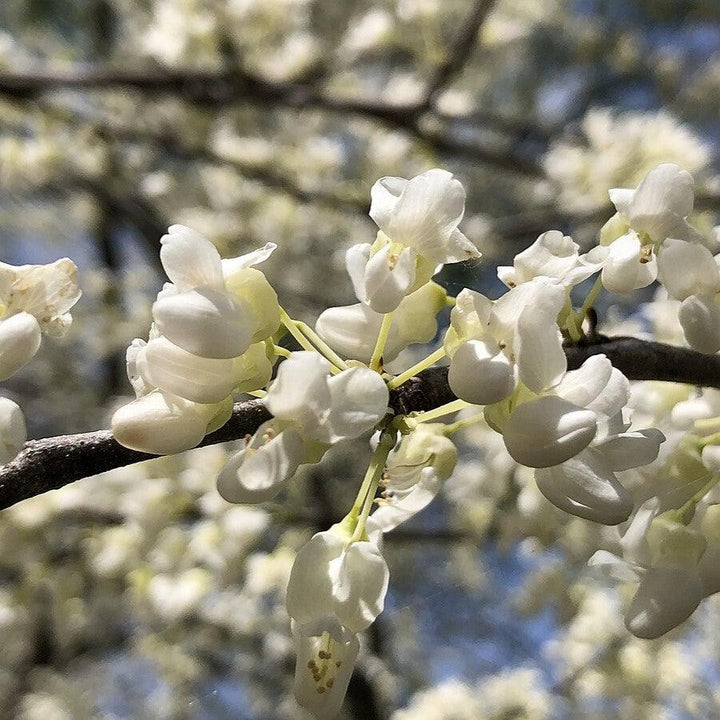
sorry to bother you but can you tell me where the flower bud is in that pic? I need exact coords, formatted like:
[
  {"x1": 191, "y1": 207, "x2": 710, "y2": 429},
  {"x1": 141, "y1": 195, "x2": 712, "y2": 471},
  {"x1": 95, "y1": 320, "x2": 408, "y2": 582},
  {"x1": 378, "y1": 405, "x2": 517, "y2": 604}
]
[
  {"x1": 0, "y1": 312, "x2": 42, "y2": 380},
  {"x1": 0, "y1": 397, "x2": 26, "y2": 465}
]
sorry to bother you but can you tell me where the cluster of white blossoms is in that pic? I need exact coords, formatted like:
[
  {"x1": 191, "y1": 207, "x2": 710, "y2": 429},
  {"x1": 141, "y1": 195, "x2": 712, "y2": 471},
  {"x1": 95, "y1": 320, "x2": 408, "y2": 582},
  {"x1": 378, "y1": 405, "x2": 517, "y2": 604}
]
[
  {"x1": 0, "y1": 257, "x2": 80, "y2": 465},
  {"x1": 110, "y1": 163, "x2": 720, "y2": 716}
]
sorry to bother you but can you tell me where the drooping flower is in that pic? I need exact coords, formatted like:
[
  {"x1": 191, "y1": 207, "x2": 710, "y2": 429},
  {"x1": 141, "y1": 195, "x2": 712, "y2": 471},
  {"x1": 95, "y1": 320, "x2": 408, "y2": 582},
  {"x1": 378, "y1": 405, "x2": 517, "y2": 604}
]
[
  {"x1": 286, "y1": 526, "x2": 389, "y2": 718},
  {"x1": 371, "y1": 423, "x2": 457, "y2": 532},
  {"x1": 217, "y1": 352, "x2": 389, "y2": 503}
]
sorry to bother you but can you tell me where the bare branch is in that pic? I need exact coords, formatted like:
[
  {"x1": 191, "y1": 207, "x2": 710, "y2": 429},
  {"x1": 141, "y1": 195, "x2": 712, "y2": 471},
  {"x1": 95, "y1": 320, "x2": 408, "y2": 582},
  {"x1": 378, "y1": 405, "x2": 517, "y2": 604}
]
[
  {"x1": 0, "y1": 66, "x2": 543, "y2": 176},
  {"x1": 421, "y1": 0, "x2": 498, "y2": 108},
  {"x1": 1, "y1": 336, "x2": 720, "y2": 511}
]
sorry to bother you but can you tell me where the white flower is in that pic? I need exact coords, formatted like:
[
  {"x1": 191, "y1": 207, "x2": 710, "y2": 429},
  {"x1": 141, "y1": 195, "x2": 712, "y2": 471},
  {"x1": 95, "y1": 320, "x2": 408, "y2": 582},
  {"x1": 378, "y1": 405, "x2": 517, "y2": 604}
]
[
  {"x1": 369, "y1": 169, "x2": 480, "y2": 264},
  {"x1": 345, "y1": 241, "x2": 418, "y2": 313},
  {"x1": 445, "y1": 279, "x2": 566, "y2": 405},
  {"x1": 111, "y1": 390, "x2": 233, "y2": 455},
  {"x1": 291, "y1": 621, "x2": 359, "y2": 719},
  {"x1": 0, "y1": 397, "x2": 26, "y2": 465},
  {"x1": 316, "y1": 281, "x2": 447, "y2": 363},
  {"x1": 0, "y1": 258, "x2": 81, "y2": 379},
  {"x1": 217, "y1": 352, "x2": 389, "y2": 503},
  {"x1": 497, "y1": 230, "x2": 598, "y2": 289},
  {"x1": 585, "y1": 230, "x2": 658, "y2": 294},
  {"x1": 0, "y1": 257, "x2": 81, "y2": 336},
  {"x1": 609, "y1": 163, "x2": 700, "y2": 244},
  {"x1": 286, "y1": 528, "x2": 388, "y2": 718},
  {"x1": 151, "y1": 225, "x2": 279, "y2": 359},
  {"x1": 502, "y1": 355, "x2": 663, "y2": 524},
  {"x1": 590, "y1": 501, "x2": 706, "y2": 637},
  {"x1": 133, "y1": 336, "x2": 273, "y2": 404},
  {"x1": 679, "y1": 293, "x2": 720, "y2": 354},
  {"x1": 371, "y1": 424, "x2": 457, "y2": 532}
]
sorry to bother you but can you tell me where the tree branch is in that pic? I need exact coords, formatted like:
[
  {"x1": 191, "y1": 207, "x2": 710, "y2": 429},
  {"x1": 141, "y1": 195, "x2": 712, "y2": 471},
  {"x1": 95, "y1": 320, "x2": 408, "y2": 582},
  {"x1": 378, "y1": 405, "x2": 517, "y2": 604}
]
[
  {"x1": 421, "y1": 0, "x2": 498, "y2": 108},
  {"x1": 0, "y1": 66, "x2": 543, "y2": 176},
  {"x1": 1, "y1": 336, "x2": 719, "y2": 512}
]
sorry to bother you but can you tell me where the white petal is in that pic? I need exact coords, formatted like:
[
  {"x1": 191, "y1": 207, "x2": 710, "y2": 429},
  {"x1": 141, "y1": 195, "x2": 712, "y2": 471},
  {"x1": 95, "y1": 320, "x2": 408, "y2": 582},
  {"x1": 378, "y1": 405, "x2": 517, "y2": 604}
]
[
  {"x1": 608, "y1": 187, "x2": 635, "y2": 216},
  {"x1": 223, "y1": 267, "x2": 281, "y2": 344},
  {"x1": 594, "y1": 429, "x2": 665, "y2": 471},
  {"x1": 448, "y1": 339, "x2": 515, "y2": 405},
  {"x1": 322, "y1": 367, "x2": 388, "y2": 442},
  {"x1": 217, "y1": 424, "x2": 305, "y2": 504},
  {"x1": 364, "y1": 244, "x2": 416, "y2": 313},
  {"x1": 6, "y1": 258, "x2": 81, "y2": 333},
  {"x1": 333, "y1": 541, "x2": 389, "y2": 633},
  {"x1": 629, "y1": 163, "x2": 695, "y2": 225},
  {"x1": 369, "y1": 176, "x2": 407, "y2": 228},
  {"x1": 160, "y1": 225, "x2": 224, "y2": 291},
  {"x1": 500, "y1": 230, "x2": 584, "y2": 287},
  {"x1": 371, "y1": 466, "x2": 443, "y2": 533},
  {"x1": 679, "y1": 293, "x2": 720, "y2": 354},
  {"x1": 588, "y1": 550, "x2": 641, "y2": 582},
  {"x1": 657, "y1": 238, "x2": 720, "y2": 301},
  {"x1": 625, "y1": 567, "x2": 703, "y2": 639},
  {"x1": 503, "y1": 396, "x2": 597, "y2": 468},
  {"x1": 601, "y1": 232, "x2": 657, "y2": 294},
  {"x1": 556, "y1": 355, "x2": 630, "y2": 417},
  {"x1": 152, "y1": 287, "x2": 253, "y2": 359},
  {"x1": 286, "y1": 531, "x2": 345, "y2": 625},
  {"x1": 345, "y1": 243, "x2": 372, "y2": 303},
  {"x1": 264, "y1": 352, "x2": 332, "y2": 433},
  {"x1": 292, "y1": 622, "x2": 359, "y2": 719},
  {"x1": 535, "y1": 449, "x2": 633, "y2": 525},
  {"x1": 220, "y1": 242, "x2": 277, "y2": 279},
  {"x1": 111, "y1": 390, "x2": 216, "y2": 454},
  {"x1": 377, "y1": 169, "x2": 475, "y2": 263},
  {"x1": 140, "y1": 337, "x2": 236, "y2": 404},
  {"x1": 0, "y1": 312, "x2": 41, "y2": 381},
  {"x1": 515, "y1": 290, "x2": 566, "y2": 393},
  {"x1": 0, "y1": 397, "x2": 26, "y2": 465},
  {"x1": 316, "y1": 303, "x2": 381, "y2": 364}
]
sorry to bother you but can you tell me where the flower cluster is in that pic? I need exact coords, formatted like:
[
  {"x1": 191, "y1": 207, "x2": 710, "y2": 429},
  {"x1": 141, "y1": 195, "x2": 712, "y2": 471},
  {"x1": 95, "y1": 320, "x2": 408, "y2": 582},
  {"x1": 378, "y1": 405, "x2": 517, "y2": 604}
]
[
  {"x1": 0, "y1": 258, "x2": 81, "y2": 464},
  {"x1": 111, "y1": 163, "x2": 720, "y2": 716}
]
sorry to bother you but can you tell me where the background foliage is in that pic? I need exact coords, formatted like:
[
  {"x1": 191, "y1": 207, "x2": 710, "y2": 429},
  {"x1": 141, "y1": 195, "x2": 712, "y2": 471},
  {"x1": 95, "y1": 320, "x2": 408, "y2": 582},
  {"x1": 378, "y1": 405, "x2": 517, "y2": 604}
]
[{"x1": 2, "y1": 1, "x2": 720, "y2": 718}]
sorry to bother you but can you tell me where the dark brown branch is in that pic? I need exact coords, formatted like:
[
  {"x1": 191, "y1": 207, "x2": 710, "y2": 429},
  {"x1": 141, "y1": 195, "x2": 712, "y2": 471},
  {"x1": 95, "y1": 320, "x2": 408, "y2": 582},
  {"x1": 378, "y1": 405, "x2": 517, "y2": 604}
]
[
  {"x1": 421, "y1": 0, "x2": 498, "y2": 108},
  {"x1": 2, "y1": 336, "x2": 720, "y2": 511},
  {"x1": 0, "y1": 66, "x2": 543, "y2": 176}
]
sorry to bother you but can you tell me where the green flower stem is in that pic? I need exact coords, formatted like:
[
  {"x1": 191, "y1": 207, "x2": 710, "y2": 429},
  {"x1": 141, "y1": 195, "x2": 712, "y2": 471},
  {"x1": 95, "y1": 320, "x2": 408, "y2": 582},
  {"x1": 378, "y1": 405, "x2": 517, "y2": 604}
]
[
  {"x1": 563, "y1": 295, "x2": 582, "y2": 343},
  {"x1": 413, "y1": 398, "x2": 472, "y2": 423},
  {"x1": 349, "y1": 429, "x2": 396, "y2": 543},
  {"x1": 279, "y1": 308, "x2": 343, "y2": 373},
  {"x1": 444, "y1": 413, "x2": 485, "y2": 435},
  {"x1": 272, "y1": 345, "x2": 292, "y2": 358},
  {"x1": 296, "y1": 321, "x2": 349, "y2": 370},
  {"x1": 369, "y1": 312, "x2": 395, "y2": 372},
  {"x1": 279, "y1": 307, "x2": 317, "y2": 353},
  {"x1": 386, "y1": 346, "x2": 447, "y2": 390}
]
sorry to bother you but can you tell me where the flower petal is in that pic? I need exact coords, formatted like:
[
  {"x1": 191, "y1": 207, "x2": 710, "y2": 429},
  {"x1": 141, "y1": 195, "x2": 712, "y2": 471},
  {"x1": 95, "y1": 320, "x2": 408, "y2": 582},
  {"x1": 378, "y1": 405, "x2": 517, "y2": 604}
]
[
  {"x1": 625, "y1": 567, "x2": 703, "y2": 639},
  {"x1": 657, "y1": 238, "x2": 719, "y2": 301},
  {"x1": 217, "y1": 424, "x2": 305, "y2": 504},
  {"x1": 679, "y1": 293, "x2": 720, "y2": 354},
  {"x1": 152, "y1": 286, "x2": 254, "y2": 359},
  {"x1": 535, "y1": 449, "x2": 633, "y2": 524},
  {"x1": 503, "y1": 395, "x2": 597, "y2": 468},
  {"x1": 448, "y1": 339, "x2": 515, "y2": 405},
  {"x1": 160, "y1": 225, "x2": 224, "y2": 291},
  {"x1": 0, "y1": 397, "x2": 26, "y2": 465},
  {"x1": 601, "y1": 232, "x2": 657, "y2": 294},
  {"x1": 333, "y1": 540, "x2": 389, "y2": 633},
  {"x1": 0, "y1": 312, "x2": 41, "y2": 381}
]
